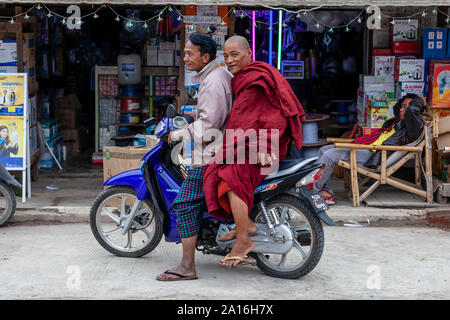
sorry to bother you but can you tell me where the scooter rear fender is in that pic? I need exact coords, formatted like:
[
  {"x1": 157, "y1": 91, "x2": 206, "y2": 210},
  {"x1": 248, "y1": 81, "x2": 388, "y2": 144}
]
[{"x1": 103, "y1": 169, "x2": 150, "y2": 201}]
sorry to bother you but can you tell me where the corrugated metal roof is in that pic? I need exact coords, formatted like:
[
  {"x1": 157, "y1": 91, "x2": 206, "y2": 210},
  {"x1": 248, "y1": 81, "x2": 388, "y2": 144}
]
[{"x1": 0, "y1": 1, "x2": 447, "y2": 7}]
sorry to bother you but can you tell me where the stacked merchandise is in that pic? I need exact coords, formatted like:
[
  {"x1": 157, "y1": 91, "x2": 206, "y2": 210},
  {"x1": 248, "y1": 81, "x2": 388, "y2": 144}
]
[
  {"x1": 357, "y1": 75, "x2": 396, "y2": 134},
  {"x1": 116, "y1": 52, "x2": 143, "y2": 146},
  {"x1": 146, "y1": 40, "x2": 177, "y2": 67},
  {"x1": 143, "y1": 74, "x2": 178, "y2": 124},
  {"x1": 38, "y1": 119, "x2": 62, "y2": 169},
  {"x1": 54, "y1": 94, "x2": 82, "y2": 161},
  {"x1": 391, "y1": 19, "x2": 425, "y2": 100},
  {"x1": 97, "y1": 71, "x2": 119, "y2": 150},
  {"x1": 422, "y1": 28, "x2": 450, "y2": 108},
  {"x1": 119, "y1": 84, "x2": 142, "y2": 140}
]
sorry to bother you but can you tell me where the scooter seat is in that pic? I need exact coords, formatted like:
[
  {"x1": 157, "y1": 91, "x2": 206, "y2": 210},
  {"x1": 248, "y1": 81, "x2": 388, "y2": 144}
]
[{"x1": 264, "y1": 157, "x2": 318, "y2": 181}]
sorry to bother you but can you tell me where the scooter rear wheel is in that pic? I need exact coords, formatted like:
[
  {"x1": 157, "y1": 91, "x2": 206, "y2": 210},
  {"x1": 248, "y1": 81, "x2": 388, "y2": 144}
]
[
  {"x1": 0, "y1": 180, "x2": 16, "y2": 226},
  {"x1": 90, "y1": 186, "x2": 163, "y2": 257},
  {"x1": 250, "y1": 194, "x2": 324, "y2": 279}
]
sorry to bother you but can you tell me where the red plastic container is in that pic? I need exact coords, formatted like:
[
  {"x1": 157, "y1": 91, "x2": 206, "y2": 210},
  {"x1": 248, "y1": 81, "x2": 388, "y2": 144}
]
[{"x1": 120, "y1": 98, "x2": 141, "y2": 112}]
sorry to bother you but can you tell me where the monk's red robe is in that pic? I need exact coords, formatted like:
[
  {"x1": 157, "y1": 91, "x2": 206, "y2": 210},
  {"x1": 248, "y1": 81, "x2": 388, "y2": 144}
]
[{"x1": 202, "y1": 61, "x2": 305, "y2": 220}]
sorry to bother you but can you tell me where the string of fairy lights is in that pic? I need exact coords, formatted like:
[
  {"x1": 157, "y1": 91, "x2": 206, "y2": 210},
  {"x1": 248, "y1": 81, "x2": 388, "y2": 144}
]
[{"x1": 1, "y1": 2, "x2": 449, "y2": 32}]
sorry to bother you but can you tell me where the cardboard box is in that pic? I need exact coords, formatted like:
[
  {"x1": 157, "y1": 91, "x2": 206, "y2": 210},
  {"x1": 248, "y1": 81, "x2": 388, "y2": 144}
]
[
  {"x1": 60, "y1": 128, "x2": 79, "y2": 141},
  {"x1": 103, "y1": 146, "x2": 150, "y2": 182},
  {"x1": 398, "y1": 82, "x2": 425, "y2": 98},
  {"x1": 54, "y1": 94, "x2": 82, "y2": 128},
  {"x1": 0, "y1": 65, "x2": 18, "y2": 73},
  {"x1": 0, "y1": 40, "x2": 18, "y2": 65},
  {"x1": 373, "y1": 49, "x2": 392, "y2": 56},
  {"x1": 438, "y1": 116, "x2": 450, "y2": 135},
  {"x1": 393, "y1": 41, "x2": 419, "y2": 56},
  {"x1": 392, "y1": 19, "x2": 419, "y2": 42},
  {"x1": 428, "y1": 61, "x2": 450, "y2": 108},
  {"x1": 64, "y1": 140, "x2": 80, "y2": 158},
  {"x1": 146, "y1": 45, "x2": 158, "y2": 66},
  {"x1": 54, "y1": 94, "x2": 82, "y2": 111},
  {"x1": 373, "y1": 56, "x2": 395, "y2": 76},
  {"x1": 436, "y1": 132, "x2": 450, "y2": 150},
  {"x1": 54, "y1": 109, "x2": 77, "y2": 129},
  {"x1": 369, "y1": 106, "x2": 392, "y2": 128},
  {"x1": 158, "y1": 49, "x2": 174, "y2": 66},
  {"x1": 360, "y1": 75, "x2": 395, "y2": 92},
  {"x1": 423, "y1": 28, "x2": 447, "y2": 60},
  {"x1": 398, "y1": 59, "x2": 425, "y2": 82}
]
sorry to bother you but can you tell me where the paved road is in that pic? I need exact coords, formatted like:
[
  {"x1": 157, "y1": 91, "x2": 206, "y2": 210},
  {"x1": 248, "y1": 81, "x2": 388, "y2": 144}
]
[{"x1": 0, "y1": 223, "x2": 449, "y2": 300}]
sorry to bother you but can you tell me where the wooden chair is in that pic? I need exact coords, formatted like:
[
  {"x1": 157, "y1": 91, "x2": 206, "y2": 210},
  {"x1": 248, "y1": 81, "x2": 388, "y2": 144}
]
[{"x1": 328, "y1": 114, "x2": 434, "y2": 207}]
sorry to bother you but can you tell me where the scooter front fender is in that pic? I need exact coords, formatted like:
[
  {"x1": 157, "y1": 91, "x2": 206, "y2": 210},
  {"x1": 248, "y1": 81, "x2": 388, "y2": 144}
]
[{"x1": 103, "y1": 169, "x2": 150, "y2": 201}]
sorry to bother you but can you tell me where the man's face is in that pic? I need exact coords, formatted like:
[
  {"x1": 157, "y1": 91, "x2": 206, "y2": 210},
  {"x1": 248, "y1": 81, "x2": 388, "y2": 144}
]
[
  {"x1": 399, "y1": 98, "x2": 412, "y2": 120},
  {"x1": 183, "y1": 41, "x2": 210, "y2": 73},
  {"x1": 223, "y1": 41, "x2": 252, "y2": 74}
]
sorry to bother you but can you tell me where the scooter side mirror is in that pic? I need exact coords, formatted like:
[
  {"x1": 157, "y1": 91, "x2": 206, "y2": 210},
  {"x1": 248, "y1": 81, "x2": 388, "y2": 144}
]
[
  {"x1": 188, "y1": 87, "x2": 198, "y2": 99},
  {"x1": 166, "y1": 104, "x2": 177, "y2": 118}
]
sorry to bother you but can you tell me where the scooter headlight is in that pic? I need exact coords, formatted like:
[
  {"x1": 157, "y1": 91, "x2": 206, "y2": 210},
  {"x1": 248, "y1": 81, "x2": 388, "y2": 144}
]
[{"x1": 173, "y1": 116, "x2": 189, "y2": 129}]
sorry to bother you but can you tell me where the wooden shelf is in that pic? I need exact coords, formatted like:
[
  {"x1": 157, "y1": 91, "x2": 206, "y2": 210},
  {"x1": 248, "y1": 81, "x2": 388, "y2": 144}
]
[
  {"x1": 111, "y1": 135, "x2": 136, "y2": 140},
  {"x1": 111, "y1": 123, "x2": 145, "y2": 127}
]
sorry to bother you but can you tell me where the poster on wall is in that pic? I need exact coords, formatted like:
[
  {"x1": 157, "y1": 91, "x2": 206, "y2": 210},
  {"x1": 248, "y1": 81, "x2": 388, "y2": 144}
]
[
  {"x1": 0, "y1": 74, "x2": 26, "y2": 117},
  {"x1": 0, "y1": 115, "x2": 24, "y2": 168},
  {"x1": 0, "y1": 73, "x2": 30, "y2": 203}
]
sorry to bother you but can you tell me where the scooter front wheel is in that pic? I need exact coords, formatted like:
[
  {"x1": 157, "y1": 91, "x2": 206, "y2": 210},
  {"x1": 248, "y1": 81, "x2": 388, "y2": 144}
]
[
  {"x1": 0, "y1": 180, "x2": 16, "y2": 226},
  {"x1": 90, "y1": 186, "x2": 163, "y2": 257}
]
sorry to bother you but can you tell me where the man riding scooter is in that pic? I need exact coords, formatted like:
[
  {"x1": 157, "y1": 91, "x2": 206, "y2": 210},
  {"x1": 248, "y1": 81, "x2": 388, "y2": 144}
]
[{"x1": 156, "y1": 33, "x2": 234, "y2": 281}]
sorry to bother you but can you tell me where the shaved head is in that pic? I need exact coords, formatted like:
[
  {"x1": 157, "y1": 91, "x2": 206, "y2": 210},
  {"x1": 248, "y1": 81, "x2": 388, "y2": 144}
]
[
  {"x1": 224, "y1": 35, "x2": 250, "y2": 50},
  {"x1": 223, "y1": 35, "x2": 252, "y2": 74}
]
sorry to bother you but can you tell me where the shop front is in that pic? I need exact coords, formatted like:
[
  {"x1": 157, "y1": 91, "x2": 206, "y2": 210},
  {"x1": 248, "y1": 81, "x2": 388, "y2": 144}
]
[{"x1": 0, "y1": 1, "x2": 448, "y2": 208}]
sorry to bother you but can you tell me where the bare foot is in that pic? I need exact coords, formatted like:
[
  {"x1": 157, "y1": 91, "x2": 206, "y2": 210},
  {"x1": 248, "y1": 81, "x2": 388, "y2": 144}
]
[
  {"x1": 218, "y1": 220, "x2": 258, "y2": 242},
  {"x1": 156, "y1": 264, "x2": 196, "y2": 281},
  {"x1": 218, "y1": 239, "x2": 254, "y2": 267}
]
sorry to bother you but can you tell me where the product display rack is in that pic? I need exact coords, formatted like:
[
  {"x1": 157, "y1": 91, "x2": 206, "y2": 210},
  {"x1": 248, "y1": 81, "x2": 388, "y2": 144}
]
[{"x1": 94, "y1": 65, "x2": 119, "y2": 152}]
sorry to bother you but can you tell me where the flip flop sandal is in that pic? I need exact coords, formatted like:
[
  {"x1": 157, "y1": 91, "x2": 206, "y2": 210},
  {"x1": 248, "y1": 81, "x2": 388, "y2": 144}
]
[
  {"x1": 156, "y1": 270, "x2": 198, "y2": 281},
  {"x1": 322, "y1": 195, "x2": 336, "y2": 206},
  {"x1": 218, "y1": 255, "x2": 257, "y2": 268}
]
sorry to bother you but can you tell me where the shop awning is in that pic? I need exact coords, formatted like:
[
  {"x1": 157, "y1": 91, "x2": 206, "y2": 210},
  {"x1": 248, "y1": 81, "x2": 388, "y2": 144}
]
[{"x1": 0, "y1": 0, "x2": 447, "y2": 7}]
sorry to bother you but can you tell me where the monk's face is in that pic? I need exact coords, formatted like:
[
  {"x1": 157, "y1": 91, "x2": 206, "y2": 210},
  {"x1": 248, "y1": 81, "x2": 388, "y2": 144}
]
[
  {"x1": 184, "y1": 41, "x2": 210, "y2": 73},
  {"x1": 223, "y1": 41, "x2": 252, "y2": 74}
]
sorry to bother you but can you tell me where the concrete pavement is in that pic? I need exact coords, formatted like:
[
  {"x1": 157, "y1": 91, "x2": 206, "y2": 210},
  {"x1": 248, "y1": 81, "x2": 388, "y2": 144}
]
[
  {"x1": 0, "y1": 223, "x2": 449, "y2": 299},
  {"x1": 10, "y1": 171, "x2": 448, "y2": 226}
]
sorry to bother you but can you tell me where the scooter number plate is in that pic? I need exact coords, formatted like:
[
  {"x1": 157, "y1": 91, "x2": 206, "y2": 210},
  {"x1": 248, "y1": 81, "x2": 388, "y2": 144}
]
[{"x1": 307, "y1": 191, "x2": 329, "y2": 211}]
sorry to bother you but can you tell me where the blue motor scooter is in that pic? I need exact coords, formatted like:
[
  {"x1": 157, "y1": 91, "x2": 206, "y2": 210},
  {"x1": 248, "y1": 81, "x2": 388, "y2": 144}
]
[{"x1": 90, "y1": 89, "x2": 335, "y2": 279}]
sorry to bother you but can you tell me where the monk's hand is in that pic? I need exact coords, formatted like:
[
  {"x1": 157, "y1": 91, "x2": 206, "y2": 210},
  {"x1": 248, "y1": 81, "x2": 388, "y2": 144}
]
[{"x1": 257, "y1": 152, "x2": 277, "y2": 167}]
